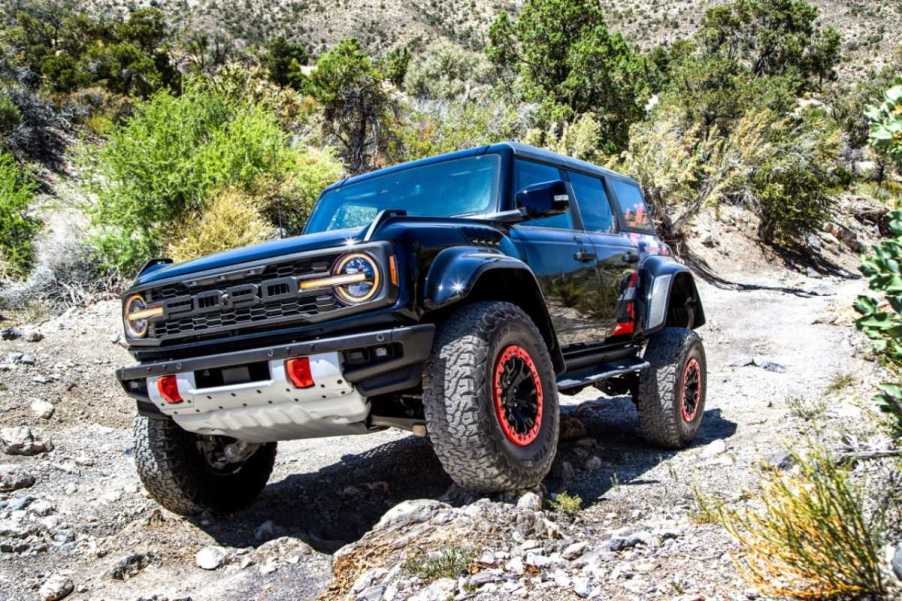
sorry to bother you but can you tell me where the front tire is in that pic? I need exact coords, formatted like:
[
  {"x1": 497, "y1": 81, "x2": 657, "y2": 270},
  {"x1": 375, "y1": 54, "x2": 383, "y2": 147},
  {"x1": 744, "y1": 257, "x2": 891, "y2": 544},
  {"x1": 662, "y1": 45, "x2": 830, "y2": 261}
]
[
  {"x1": 133, "y1": 416, "x2": 277, "y2": 515},
  {"x1": 423, "y1": 301, "x2": 559, "y2": 492},
  {"x1": 635, "y1": 327, "x2": 707, "y2": 448}
]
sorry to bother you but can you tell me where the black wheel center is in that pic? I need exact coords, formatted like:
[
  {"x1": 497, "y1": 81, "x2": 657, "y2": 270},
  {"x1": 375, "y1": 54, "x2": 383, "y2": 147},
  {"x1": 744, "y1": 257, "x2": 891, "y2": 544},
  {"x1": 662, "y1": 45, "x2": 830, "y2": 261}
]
[
  {"x1": 499, "y1": 356, "x2": 539, "y2": 434},
  {"x1": 681, "y1": 360, "x2": 701, "y2": 421}
]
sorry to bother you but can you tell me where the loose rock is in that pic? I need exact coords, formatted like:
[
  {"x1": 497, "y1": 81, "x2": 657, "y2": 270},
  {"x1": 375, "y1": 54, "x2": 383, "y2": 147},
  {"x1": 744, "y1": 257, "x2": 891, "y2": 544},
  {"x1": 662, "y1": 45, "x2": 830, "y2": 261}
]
[
  {"x1": 700, "y1": 439, "x2": 727, "y2": 459},
  {"x1": 0, "y1": 426, "x2": 53, "y2": 455},
  {"x1": 0, "y1": 464, "x2": 35, "y2": 491},
  {"x1": 516, "y1": 491, "x2": 542, "y2": 511},
  {"x1": 39, "y1": 574, "x2": 73, "y2": 601},
  {"x1": 110, "y1": 552, "x2": 158, "y2": 580},
  {"x1": 195, "y1": 545, "x2": 227, "y2": 570},
  {"x1": 30, "y1": 399, "x2": 55, "y2": 419}
]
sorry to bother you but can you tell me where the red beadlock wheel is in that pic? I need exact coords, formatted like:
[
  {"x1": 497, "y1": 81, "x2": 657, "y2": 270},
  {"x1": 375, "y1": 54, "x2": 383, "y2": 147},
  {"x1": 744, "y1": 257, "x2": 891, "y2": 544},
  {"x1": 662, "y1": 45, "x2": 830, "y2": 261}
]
[
  {"x1": 680, "y1": 357, "x2": 703, "y2": 423},
  {"x1": 493, "y1": 345, "x2": 544, "y2": 446}
]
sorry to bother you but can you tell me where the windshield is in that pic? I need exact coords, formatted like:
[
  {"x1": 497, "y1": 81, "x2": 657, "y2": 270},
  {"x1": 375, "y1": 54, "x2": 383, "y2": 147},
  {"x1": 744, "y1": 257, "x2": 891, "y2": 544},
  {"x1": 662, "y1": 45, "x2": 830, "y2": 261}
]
[{"x1": 305, "y1": 154, "x2": 501, "y2": 233}]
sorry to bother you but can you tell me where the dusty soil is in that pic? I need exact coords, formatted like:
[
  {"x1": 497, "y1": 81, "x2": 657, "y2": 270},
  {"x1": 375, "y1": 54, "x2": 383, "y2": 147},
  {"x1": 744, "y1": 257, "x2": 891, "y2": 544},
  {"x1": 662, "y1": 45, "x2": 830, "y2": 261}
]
[{"x1": 0, "y1": 253, "x2": 896, "y2": 600}]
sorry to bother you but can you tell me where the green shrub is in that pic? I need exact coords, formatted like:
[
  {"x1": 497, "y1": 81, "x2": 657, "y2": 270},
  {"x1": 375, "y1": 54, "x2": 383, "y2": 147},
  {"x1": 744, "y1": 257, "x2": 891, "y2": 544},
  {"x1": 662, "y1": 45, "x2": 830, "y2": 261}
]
[
  {"x1": 0, "y1": 93, "x2": 22, "y2": 134},
  {"x1": 86, "y1": 83, "x2": 294, "y2": 272},
  {"x1": 0, "y1": 153, "x2": 39, "y2": 278},
  {"x1": 264, "y1": 36, "x2": 309, "y2": 90},
  {"x1": 6, "y1": 5, "x2": 177, "y2": 97},
  {"x1": 382, "y1": 45, "x2": 412, "y2": 88},
  {"x1": 259, "y1": 146, "x2": 345, "y2": 234},
  {"x1": 854, "y1": 210, "x2": 902, "y2": 434},
  {"x1": 166, "y1": 188, "x2": 274, "y2": 262},
  {"x1": 548, "y1": 491, "x2": 583, "y2": 515},
  {"x1": 866, "y1": 80, "x2": 902, "y2": 169},
  {"x1": 485, "y1": 0, "x2": 653, "y2": 152},
  {"x1": 403, "y1": 39, "x2": 492, "y2": 100},
  {"x1": 306, "y1": 39, "x2": 393, "y2": 173},
  {"x1": 387, "y1": 99, "x2": 525, "y2": 163}
]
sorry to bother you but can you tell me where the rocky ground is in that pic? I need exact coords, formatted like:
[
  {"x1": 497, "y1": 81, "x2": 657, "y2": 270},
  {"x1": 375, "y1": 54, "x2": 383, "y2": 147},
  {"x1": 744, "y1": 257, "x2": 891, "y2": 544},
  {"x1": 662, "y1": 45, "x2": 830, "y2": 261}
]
[{"x1": 0, "y1": 252, "x2": 900, "y2": 600}]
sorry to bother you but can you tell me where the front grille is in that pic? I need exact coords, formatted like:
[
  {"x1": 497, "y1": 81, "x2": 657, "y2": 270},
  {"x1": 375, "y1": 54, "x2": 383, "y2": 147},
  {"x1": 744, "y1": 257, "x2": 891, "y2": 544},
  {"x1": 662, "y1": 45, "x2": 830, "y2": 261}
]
[{"x1": 145, "y1": 254, "x2": 345, "y2": 342}]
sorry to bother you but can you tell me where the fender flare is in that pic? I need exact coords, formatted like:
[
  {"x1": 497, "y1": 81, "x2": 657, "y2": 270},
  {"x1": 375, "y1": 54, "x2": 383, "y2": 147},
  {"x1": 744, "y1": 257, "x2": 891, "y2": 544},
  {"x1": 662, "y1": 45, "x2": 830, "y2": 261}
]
[
  {"x1": 423, "y1": 247, "x2": 564, "y2": 371},
  {"x1": 641, "y1": 255, "x2": 706, "y2": 334}
]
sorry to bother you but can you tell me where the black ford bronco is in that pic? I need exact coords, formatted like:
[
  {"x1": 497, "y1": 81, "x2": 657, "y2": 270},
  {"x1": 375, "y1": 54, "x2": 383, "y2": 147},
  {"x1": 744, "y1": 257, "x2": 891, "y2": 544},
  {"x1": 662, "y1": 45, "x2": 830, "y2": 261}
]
[{"x1": 116, "y1": 143, "x2": 707, "y2": 515}]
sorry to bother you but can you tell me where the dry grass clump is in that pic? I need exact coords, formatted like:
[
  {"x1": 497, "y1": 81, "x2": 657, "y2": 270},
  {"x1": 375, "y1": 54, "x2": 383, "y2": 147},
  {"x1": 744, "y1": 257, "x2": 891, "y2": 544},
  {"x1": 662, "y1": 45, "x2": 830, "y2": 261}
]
[
  {"x1": 694, "y1": 447, "x2": 885, "y2": 598},
  {"x1": 167, "y1": 188, "x2": 274, "y2": 262},
  {"x1": 402, "y1": 546, "x2": 475, "y2": 583}
]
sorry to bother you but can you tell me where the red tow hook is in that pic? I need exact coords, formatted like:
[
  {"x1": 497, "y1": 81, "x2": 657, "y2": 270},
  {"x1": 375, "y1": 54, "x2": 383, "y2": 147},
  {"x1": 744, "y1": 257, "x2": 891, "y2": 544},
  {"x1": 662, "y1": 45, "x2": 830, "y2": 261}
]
[{"x1": 157, "y1": 375, "x2": 183, "y2": 404}]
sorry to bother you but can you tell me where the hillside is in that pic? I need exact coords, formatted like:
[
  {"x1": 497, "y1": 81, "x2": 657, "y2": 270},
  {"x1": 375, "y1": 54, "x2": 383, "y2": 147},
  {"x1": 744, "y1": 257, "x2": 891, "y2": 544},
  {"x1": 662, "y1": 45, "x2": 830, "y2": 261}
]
[{"x1": 77, "y1": 0, "x2": 901, "y2": 76}]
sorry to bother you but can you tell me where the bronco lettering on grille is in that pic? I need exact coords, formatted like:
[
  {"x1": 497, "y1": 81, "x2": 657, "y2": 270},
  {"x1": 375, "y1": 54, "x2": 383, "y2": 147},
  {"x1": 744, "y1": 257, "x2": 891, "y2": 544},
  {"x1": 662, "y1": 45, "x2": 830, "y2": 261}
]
[{"x1": 161, "y1": 276, "x2": 306, "y2": 319}]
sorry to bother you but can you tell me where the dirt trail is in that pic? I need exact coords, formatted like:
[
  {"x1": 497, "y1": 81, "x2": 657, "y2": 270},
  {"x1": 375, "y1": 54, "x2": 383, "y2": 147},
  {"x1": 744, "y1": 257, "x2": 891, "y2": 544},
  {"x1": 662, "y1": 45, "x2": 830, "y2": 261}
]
[{"x1": 0, "y1": 267, "x2": 887, "y2": 600}]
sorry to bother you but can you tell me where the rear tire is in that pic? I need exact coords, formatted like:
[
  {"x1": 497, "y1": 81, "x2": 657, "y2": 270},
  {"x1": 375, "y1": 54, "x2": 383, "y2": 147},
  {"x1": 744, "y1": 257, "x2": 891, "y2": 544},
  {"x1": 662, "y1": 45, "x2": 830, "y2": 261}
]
[
  {"x1": 133, "y1": 416, "x2": 276, "y2": 515},
  {"x1": 635, "y1": 327, "x2": 707, "y2": 448},
  {"x1": 423, "y1": 301, "x2": 559, "y2": 492}
]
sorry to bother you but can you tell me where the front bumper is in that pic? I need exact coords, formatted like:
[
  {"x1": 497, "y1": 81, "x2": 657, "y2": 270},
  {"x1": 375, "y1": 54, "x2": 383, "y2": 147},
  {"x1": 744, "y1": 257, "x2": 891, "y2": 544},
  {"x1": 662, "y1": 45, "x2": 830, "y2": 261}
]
[{"x1": 116, "y1": 324, "x2": 435, "y2": 442}]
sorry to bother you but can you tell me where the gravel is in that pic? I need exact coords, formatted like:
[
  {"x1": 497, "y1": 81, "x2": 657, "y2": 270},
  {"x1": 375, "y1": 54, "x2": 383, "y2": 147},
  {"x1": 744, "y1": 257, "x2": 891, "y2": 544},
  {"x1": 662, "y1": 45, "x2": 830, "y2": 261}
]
[{"x1": 0, "y1": 260, "x2": 898, "y2": 600}]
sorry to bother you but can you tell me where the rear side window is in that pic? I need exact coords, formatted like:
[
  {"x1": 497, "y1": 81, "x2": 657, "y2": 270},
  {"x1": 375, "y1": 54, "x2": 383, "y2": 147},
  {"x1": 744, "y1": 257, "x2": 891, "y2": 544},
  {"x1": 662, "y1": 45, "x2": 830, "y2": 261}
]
[
  {"x1": 610, "y1": 179, "x2": 654, "y2": 231},
  {"x1": 568, "y1": 171, "x2": 614, "y2": 233},
  {"x1": 514, "y1": 159, "x2": 573, "y2": 229}
]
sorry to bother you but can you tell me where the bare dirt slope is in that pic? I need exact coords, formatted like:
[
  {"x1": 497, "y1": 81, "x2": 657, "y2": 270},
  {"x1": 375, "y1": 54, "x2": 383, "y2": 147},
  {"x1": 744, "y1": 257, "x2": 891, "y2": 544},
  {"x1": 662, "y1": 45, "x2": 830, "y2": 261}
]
[{"x1": 0, "y1": 252, "x2": 894, "y2": 600}]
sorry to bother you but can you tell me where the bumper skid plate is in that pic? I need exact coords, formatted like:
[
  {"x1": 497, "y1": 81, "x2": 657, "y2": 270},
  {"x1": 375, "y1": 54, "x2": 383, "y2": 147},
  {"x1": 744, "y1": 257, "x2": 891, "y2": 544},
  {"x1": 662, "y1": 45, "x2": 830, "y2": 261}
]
[{"x1": 117, "y1": 325, "x2": 435, "y2": 443}]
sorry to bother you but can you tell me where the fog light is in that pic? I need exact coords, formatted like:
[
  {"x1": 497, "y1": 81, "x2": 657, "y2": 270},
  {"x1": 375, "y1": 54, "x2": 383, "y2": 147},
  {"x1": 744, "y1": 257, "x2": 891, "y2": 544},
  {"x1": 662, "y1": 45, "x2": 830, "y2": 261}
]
[
  {"x1": 157, "y1": 375, "x2": 182, "y2": 404},
  {"x1": 285, "y1": 357, "x2": 314, "y2": 389}
]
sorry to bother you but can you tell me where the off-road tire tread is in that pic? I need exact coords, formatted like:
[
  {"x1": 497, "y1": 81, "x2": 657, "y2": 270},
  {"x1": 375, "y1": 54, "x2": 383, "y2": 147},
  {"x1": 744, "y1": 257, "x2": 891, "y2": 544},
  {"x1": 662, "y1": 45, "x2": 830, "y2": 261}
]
[
  {"x1": 636, "y1": 327, "x2": 704, "y2": 448},
  {"x1": 134, "y1": 416, "x2": 276, "y2": 515},
  {"x1": 423, "y1": 301, "x2": 559, "y2": 492}
]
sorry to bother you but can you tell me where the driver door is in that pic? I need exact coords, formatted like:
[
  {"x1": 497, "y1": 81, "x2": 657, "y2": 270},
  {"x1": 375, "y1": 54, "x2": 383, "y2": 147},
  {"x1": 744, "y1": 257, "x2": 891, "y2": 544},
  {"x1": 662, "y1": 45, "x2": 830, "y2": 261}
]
[{"x1": 508, "y1": 159, "x2": 606, "y2": 348}]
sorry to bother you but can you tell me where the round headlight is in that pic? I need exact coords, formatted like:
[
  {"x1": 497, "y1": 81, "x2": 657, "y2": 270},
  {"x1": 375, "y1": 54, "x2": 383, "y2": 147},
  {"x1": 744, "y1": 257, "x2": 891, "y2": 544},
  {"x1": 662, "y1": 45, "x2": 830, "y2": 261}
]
[
  {"x1": 123, "y1": 294, "x2": 149, "y2": 338},
  {"x1": 333, "y1": 253, "x2": 380, "y2": 304}
]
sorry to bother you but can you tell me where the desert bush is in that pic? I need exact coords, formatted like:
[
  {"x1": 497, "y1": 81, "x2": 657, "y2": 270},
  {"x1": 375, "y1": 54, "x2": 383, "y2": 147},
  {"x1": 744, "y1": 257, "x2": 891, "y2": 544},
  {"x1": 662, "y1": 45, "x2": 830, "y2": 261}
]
[
  {"x1": 5, "y1": 5, "x2": 178, "y2": 97},
  {"x1": 197, "y1": 64, "x2": 316, "y2": 132},
  {"x1": 264, "y1": 36, "x2": 309, "y2": 90},
  {"x1": 86, "y1": 83, "x2": 294, "y2": 272},
  {"x1": 0, "y1": 152, "x2": 39, "y2": 278},
  {"x1": 166, "y1": 188, "x2": 274, "y2": 262},
  {"x1": 382, "y1": 45, "x2": 412, "y2": 88},
  {"x1": 486, "y1": 0, "x2": 653, "y2": 152},
  {"x1": 698, "y1": 0, "x2": 840, "y2": 90},
  {"x1": 307, "y1": 39, "x2": 394, "y2": 173},
  {"x1": 697, "y1": 447, "x2": 885, "y2": 598},
  {"x1": 618, "y1": 101, "x2": 837, "y2": 245},
  {"x1": 258, "y1": 146, "x2": 345, "y2": 234},
  {"x1": 386, "y1": 99, "x2": 527, "y2": 163},
  {"x1": 752, "y1": 109, "x2": 840, "y2": 242},
  {"x1": 403, "y1": 39, "x2": 493, "y2": 101},
  {"x1": 525, "y1": 112, "x2": 603, "y2": 163},
  {"x1": 0, "y1": 93, "x2": 21, "y2": 135}
]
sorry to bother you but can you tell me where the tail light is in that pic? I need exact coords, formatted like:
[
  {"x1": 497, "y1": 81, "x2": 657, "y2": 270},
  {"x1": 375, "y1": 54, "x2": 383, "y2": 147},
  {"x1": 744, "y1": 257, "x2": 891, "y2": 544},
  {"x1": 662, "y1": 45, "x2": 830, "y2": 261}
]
[
  {"x1": 612, "y1": 271, "x2": 639, "y2": 337},
  {"x1": 157, "y1": 375, "x2": 183, "y2": 404},
  {"x1": 285, "y1": 357, "x2": 315, "y2": 389}
]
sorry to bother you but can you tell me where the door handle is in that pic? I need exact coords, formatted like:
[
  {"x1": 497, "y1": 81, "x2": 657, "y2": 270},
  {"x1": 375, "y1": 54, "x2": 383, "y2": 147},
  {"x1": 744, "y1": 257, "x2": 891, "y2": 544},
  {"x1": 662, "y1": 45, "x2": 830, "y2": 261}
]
[
  {"x1": 622, "y1": 250, "x2": 639, "y2": 264},
  {"x1": 574, "y1": 250, "x2": 597, "y2": 262}
]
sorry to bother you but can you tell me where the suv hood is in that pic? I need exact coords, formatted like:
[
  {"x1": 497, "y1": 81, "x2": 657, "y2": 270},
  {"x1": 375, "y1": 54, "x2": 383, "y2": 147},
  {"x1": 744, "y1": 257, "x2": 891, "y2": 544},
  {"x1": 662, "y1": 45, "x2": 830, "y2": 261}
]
[{"x1": 134, "y1": 227, "x2": 363, "y2": 286}]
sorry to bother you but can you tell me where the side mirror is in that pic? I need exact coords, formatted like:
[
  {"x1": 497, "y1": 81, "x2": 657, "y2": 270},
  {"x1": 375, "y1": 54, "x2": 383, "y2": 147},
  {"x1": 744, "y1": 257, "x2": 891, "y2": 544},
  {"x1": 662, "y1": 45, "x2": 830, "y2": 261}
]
[{"x1": 516, "y1": 179, "x2": 570, "y2": 218}]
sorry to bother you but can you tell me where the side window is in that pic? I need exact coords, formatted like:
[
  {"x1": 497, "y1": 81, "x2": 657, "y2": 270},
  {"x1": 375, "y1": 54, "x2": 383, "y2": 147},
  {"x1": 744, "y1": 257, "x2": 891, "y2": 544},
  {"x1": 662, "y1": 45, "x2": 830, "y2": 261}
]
[
  {"x1": 610, "y1": 179, "x2": 654, "y2": 231},
  {"x1": 514, "y1": 159, "x2": 573, "y2": 229},
  {"x1": 568, "y1": 171, "x2": 614, "y2": 233}
]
